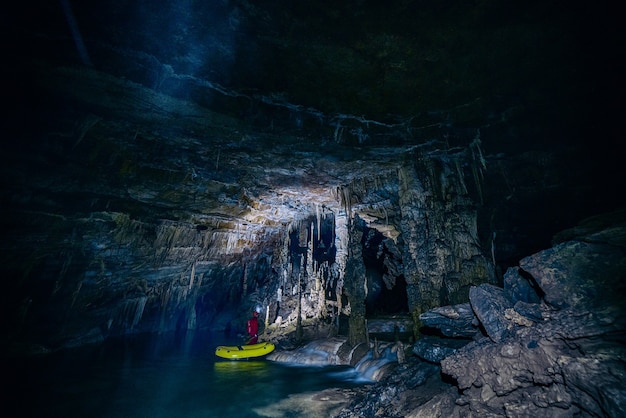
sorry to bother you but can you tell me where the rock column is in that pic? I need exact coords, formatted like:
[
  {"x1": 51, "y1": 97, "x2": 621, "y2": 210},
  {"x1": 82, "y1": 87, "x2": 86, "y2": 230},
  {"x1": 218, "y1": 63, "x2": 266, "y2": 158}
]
[{"x1": 344, "y1": 217, "x2": 367, "y2": 347}]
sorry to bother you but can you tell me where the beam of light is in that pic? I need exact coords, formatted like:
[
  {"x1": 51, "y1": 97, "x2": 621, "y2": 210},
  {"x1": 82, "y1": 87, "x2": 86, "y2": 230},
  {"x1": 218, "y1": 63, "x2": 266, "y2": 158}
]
[{"x1": 59, "y1": 0, "x2": 91, "y2": 66}]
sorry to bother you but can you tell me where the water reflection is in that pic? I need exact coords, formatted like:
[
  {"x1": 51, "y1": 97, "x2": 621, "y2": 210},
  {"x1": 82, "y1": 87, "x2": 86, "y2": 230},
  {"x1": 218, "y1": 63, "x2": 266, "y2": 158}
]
[{"x1": 214, "y1": 360, "x2": 270, "y2": 380}]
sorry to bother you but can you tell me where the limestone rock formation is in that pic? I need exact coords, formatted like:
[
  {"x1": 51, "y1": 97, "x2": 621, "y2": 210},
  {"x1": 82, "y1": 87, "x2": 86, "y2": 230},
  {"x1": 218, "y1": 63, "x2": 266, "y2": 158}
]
[
  {"x1": 4, "y1": 64, "x2": 500, "y2": 351},
  {"x1": 412, "y1": 336, "x2": 468, "y2": 364}
]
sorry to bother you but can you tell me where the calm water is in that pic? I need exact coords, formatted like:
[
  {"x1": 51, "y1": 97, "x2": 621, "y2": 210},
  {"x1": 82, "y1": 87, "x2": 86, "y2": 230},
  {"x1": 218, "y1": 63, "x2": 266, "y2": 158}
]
[{"x1": 6, "y1": 331, "x2": 366, "y2": 417}]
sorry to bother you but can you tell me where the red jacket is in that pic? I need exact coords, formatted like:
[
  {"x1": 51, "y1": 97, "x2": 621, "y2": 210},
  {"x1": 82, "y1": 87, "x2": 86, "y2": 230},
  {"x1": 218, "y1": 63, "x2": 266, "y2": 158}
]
[{"x1": 247, "y1": 317, "x2": 258, "y2": 338}]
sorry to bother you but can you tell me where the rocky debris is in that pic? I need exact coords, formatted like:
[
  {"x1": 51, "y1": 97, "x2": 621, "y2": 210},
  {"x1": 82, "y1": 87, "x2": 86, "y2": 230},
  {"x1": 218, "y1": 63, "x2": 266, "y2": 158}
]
[
  {"x1": 334, "y1": 212, "x2": 626, "y2": 417},
  {"x1": 334, "y1": 357, "x2": 445, "y2": 418},
  {"x1": 512, "y1": 300, "x2": 544, "y2": 322},
  {"x1": 419, "y1": 303, "x2": 479, "y2": 338}
]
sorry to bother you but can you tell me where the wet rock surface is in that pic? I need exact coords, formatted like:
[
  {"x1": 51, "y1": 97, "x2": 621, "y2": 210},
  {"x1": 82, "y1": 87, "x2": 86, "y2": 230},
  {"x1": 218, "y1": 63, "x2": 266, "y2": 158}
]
[{"x1": 333, "y1": 357, "x2": 447, "y2": 418}]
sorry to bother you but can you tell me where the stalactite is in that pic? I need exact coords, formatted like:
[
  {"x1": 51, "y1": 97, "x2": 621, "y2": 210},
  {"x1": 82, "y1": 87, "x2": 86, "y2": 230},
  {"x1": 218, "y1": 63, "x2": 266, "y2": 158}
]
[
  {"x1": 316, "y1": 203, "x2": 321, "y2": 240},
  {"x1": 296, "y1": 270, "x2": 303, "y2": 342},
  {"x1": 455, "y1": 158, "x2": 468, "y2": 195},
  {"x1": 468, "y1": 130, "x2": 487, "y2": 204},
  {"x1": 471, "y1": 160, "x2": 484, "y2": 205},
  {"x1": 189, "y1": 262, "x2": 195, "y2": 289},
  {"x1": 331, "y1": 213, "x2": 335, "y2": 244}
]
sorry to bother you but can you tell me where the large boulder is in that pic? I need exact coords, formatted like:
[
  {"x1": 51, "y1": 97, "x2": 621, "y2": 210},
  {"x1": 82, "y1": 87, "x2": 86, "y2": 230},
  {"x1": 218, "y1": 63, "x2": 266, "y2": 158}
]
[
  {"x1": 519, "y1": 238, "x2": 626, "y2": 312},
  {"x1": 503, "y1": 266, "x2": 542, "y2": 304}
]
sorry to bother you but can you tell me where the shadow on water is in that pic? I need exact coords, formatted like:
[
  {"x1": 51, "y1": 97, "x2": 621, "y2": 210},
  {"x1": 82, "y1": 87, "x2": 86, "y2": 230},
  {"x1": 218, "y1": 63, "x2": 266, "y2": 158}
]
[{"x1": 5, "y1": 331, "x2": 369, "y2": 418}]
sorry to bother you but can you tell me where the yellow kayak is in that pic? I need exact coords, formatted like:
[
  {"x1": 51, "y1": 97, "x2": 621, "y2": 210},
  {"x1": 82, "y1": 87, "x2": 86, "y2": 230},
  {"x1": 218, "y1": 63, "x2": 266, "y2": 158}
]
[{"x1": 215, "y1": 342, "x2": 275, "y2": 359}]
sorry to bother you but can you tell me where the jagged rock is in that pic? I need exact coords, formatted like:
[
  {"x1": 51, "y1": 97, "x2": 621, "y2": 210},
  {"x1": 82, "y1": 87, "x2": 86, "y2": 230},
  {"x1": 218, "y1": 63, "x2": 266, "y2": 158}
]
[
  {"x1": 503, "y1": 266, "x2": 542, "y2": 304},
  {"x1": 419, "y1": 303, "x2": 478, "y2": 338},
  {"x1": 469, "y1": 284, "x2": 514, "y2": 343},
  {"x1": 504, "y1": 307, "x2": 535, "y2": 327},
  {"x1": 512, "y1": 300, "x2": 544, "y2": 322},
  {"x1": 334, "y1": 358, "x2": 445, "y2": 418},
  {"x1": 412, "y1": 336, "x2": 470, "y2": 364},
  {"x1": 442, "y1": 327, "x2": 562, "y2": 394},
  {"x1": 557, "y1": 337, "x2": 626, "y2": 417},
  {"x1": 441, "y1": 311, "x2": 626, "y2": 417}
]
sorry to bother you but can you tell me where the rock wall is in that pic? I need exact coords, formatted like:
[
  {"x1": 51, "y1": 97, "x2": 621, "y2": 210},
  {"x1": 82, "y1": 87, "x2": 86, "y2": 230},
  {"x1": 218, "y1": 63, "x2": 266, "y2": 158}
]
[
  {"x1": 398, "y1": 142, "x2": 496, "y2": 335},
  {"x1": 1, "y1": 66, "x2": 501, "y2": 352},
  {"x1": 3, "y1": 134, "x2": 498, "y2": 352}
]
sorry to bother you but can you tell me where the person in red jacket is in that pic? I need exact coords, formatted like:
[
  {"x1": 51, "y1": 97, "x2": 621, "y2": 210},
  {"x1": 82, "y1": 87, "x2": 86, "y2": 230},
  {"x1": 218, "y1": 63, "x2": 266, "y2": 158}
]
[{"x1": 246, "y1": 311, "x2": 259, "y2": 344}]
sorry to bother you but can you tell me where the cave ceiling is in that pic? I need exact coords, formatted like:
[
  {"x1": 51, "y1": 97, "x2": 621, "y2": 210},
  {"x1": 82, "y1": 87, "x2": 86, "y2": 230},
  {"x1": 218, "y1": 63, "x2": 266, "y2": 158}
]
[{"x1": 4, "y1": 0, "x2": 624, "y2": 261}]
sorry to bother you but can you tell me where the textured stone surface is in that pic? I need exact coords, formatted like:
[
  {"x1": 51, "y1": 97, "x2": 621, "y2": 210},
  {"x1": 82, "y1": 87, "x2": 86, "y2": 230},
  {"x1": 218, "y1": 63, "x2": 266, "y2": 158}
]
[
  {"x1": 412, "y1": 336, "x2": 469, "y2": 364},
  {"x1": 503, "y1": 266, "x2": 542, "y2": 304},
  {"x1": 419, "y1": 303, "x2": 478, "y2": 338},
  {"x1": 469, "y1": 284, "x2": 514, "y2": 343},
  {"x1": 519, "y1": 239, "x2": 626, "y2": 312},
  {"x1": 440, "y1": 220, "x2": 626, "y2": 417}
]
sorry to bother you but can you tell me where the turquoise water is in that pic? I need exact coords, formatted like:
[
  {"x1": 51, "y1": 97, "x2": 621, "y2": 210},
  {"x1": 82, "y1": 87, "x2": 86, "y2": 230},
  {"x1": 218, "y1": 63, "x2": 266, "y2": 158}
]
[{"x1": 6, "y1": 331, "x2": 366, "y2": 417}]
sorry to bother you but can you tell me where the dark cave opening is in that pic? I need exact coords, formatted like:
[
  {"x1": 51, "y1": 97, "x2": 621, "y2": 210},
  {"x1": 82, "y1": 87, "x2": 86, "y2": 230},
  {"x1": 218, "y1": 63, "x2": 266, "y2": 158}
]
[{"x1": 362, "y1": 226, "x2": 409, "y2": 317}]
